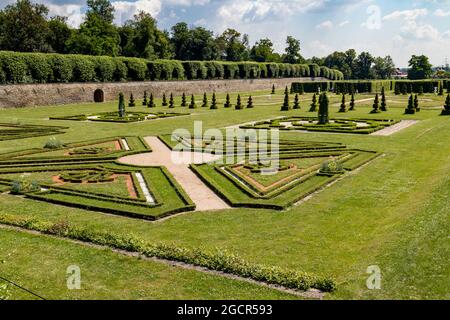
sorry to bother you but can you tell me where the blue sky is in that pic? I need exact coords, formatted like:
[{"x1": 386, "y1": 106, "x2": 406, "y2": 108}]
[{"x1": 2, "y1": 0, "x2": 450, "y2": 67}]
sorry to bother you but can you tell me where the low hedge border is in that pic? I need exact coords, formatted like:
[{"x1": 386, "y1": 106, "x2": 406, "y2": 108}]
[
  {"x1": 0, "y1": 123, "x2": 67, "y2": 142},
  {"x1": 0, "y1": 214, "x2": 336, "y2": 292}
]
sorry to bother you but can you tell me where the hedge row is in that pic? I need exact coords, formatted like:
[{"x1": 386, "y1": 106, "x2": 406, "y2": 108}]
[
  {"x1": 292, "y1": 80, "x2": 393, "y2": 94},
  {"x1": 0, "y1": 51, "x2": 342, "y2": 84},
  {"x1": 0, "y1": 213, "x2": 336, "y2": 292},
  {"x1": 393, "y1": 80, "x2": 443, "y2": 94}
]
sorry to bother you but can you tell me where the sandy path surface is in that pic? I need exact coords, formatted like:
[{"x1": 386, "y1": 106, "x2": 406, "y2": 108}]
[
  {"x1": 371, "y1": 120, "x2": 419, "y2": 136},
  {"x1": 118, "y1": 137, "x2": 230, "y2": 212}
]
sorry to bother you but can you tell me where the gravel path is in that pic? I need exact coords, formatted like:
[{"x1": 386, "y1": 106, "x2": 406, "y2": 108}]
[
  {"x1": 371, "y1": 120, "x2": 419, "y2": 136},
  {"x1": 118, "y1": 137, "x2": 230, "y2": 212}
]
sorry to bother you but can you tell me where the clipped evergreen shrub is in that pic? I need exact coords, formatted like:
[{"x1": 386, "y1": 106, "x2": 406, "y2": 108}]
[
  {"x1": 189, "y1": 94, "x2": 197, "y2": 109},
  {"x1": 370, "y1": 94, "x2": 381, "y2": 114},
  {"x1": 210, "y1": 93, "x2": 218, "y2": 109},
  {"x1": 247, "y1": 95, "x2": 254, "y2": 108},
  {"x1": 235, "y1": 94, "x2": 243, "y2": 110},
  {"x1": 318, "y1": 93, "x2": 329, "y2": 124},
  {"x1": 293, "y1": 94, "x2": 300, "y2": 109},
  {"x1": 339, "y1": 94, "x2": 347, "y2": 113},
  {"x1": 405, "y1": 95, "x2": 416, "y2": 114},
  {"x1": 441, "y1": 94, "x2": 450, "y2": 115},
  {"x1": 128, "y1": 93, "x2": 136, "y2": 107},
  {"x1": 309, "y1": 93, "x2": 318, "y2": 112},
  {"x1": 118, "y1": 92, "x2": 126, "y2": 116},
  {"x1": 201, "y1": 93, "x2": 209, "y2": 108},
  {"x1": 224, "y1": 93, "x2": 232, "y2": 108}
]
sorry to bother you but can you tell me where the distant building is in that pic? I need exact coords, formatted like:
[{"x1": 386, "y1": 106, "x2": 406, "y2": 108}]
[{"x1": 392, "y1": 68, "x2": 408, "y2": 79}]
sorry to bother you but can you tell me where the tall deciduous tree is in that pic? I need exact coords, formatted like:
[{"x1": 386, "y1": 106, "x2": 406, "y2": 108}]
[
  {"x1": 283, "y1": 36, "x2": 303, "y2": 64},
  {"x1": 408, "y1": 55, "x2": 433, "y2": 80},
  {"x1": 0, "y1": 0, "x2": 50, "y2": 52}
]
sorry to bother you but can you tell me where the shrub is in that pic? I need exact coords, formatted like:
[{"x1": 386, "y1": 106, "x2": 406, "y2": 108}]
[
  {"x1": 238, "y1": 62, "x2": 260, "y2": 79},
  {"x1": 169, "y1": 93, "x2": 175, "y2": 108},
  {"x1": 309, "y1": 64, "x2": 321, "y2": 78},
  {"x1": 405, "y1": 95, "x2": 415, "y2": 114},
  {"x1": 319, "y1": 158, "x2": 344, "y2": 175},
  {"x1": 309, "y1": 93, "x2": 318, "y2": 112},
  {"x1": 113, "y1": 59, "x2": 128, "y2": 81},
  {"x1": 204, "y1": 61, "x2": 224, "y2": 79},
  {"x1": 48, "y1": 54, "x2": 73, "y2": 82},
  {"x1": 44, "y1": 137, "x2": 64, "y2": 149},
  {"x1": 23, "y1": 53, "x2": 52, "y2": 83},
  {"x1": 118, "y1": 92, "x2": 126, "y2": 116},
  {"x1": 370, "y1": 94, "x2": 381, "y2": 114},
  {"x1": 441, "y1": 94, "x2": 450, "y2": 115},
  {"x1": 182, "y1": 61, "x2": 207, "y2": 80},
  {"x1": 0, "y1": 51, "x2": 29, "y2": 83},
  {"x1": 318, "y1": 93, "x2": 329, "y2": 124},
  {"x1": 121, "y1": 58, "x2": 147, "y2": 81},
  {"x1": 95, "y1": 56, "x2": 116, "y2": 82},
  {"x1": 181, "y1": 93, "x2": 187, "y2": 107},
  {"x1": 349, "y1": 93, "x2": 356, "y2": 111},
  {"x1": 223, "y1": 62, "x2": 239, "y2": 79},
  {"x1": 247, "y1": 95, "x2": 254, "y2": 108},
  {"x1": 224, "y1": 93, "x2": 232, "y2": 108},
  {"x1": 201, "y1": 92, "x2": 209, "y2": 108},
  {"x1": 339, "y1": 94, "x2": 347, "y2": 113},
  {"x1": 210, "y1": 93, "x2": 218, "y2": 109},
  {"x1": 189, "y1": 94, "x2": 197, "y2": 109},
  {"x1": 128, "y1": 93, "x2": 136, "y2": 107},
  {"x1": 281, "y1": 86, "x2": 290, "y2": 111},
  {"x1": 380, "y1": 87, "x2": 388, "y2": 112},
  {"x1": 69, "y1": 55, "x2": 96, "y2": 82},
  {"x1": 235, "y1": 94, "x2": 243, "y2": 110},
  {"x1": 148, "y1": 93, "x2": 156, "y2": 108},
  {"x1": 266, "y1": 63, "x2": 279, "y2": 78},
  {"x1": 293, "y1": 94, "x2": 300, "y2": 109},
  {"x1": 258, "y1": 63, "x2": 268, "y2": 78}
]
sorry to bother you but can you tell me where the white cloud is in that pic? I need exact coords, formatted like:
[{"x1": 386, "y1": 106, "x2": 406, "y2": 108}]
[
  {"x1": 339, "y1": 20, "x2": 350, "y2": 27},
  {"x1": 383, "y1": 8, "x2": 428, "y2": 21},
  {"x1": 316, "y1": 20, "x2": 333, "y2": 30},
  {"x1": 46, "y1": 4, "x2": 84, "y2": 28},
  {"x1": 113, "y1": 0, "x2": 162, "y2": 25},
  {"x1": 434, "y1": 8, "x2": 450, "y2": 16}
]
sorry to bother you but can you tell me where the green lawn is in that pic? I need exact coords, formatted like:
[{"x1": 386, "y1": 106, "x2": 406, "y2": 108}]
[{"x1": 0, "y1": 90, "x2": 448, "y2": 299}]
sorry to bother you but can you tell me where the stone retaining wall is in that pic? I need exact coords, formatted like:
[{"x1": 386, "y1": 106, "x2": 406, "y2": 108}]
[{"x1": 0, "y1": 77, "x2": 327, "y2": 108}]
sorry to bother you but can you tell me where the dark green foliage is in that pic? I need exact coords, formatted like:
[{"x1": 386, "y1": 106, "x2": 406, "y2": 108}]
[
  {"x1": 224, "y1": 93, "x2": 232, "y2": 108},
  {"x1": 201, "y1": 93, "x2": 209, "y2": 108},
  {"x1": 181, "y1": 93, "x2": 187, "y2": 107},
  {"x1": 339, "y1": 94, "x2": 347, "y2": 113},
  {"x1": 148, "y1": 93, "x2": 156, "y2": 108},
  {"x1": 405, "y1": 95, "x2": 416, "y2": 114},
  {"x1": 162, "y1": 93, "x2": 168, "y2": 106},
  {"x1": 128, "y1": 93, "x2": 136, "y2": 107},
  {"x1": 189, "y1": 94, "x2": 196, "y2": 109},
  {"x1": 210, "y1": 93, "x2": 218, "y2": 109},
  {"x1": 290, "y1": 84, "x2": 294, "y2": 94},
  {"x1": 182, "y1": 61, "x2": 207, "y2": 80},
  {"x1": 281, "y1": 87, "x2": 290, "y2": 111},
  {"x1": 293, "y1": 94, "x2": 300, "y2": 109},
  {"x1": 349, "y1": 94, "x2": 356, "y2": 111},
  {"x1": 44, "y1": 137, "x2": 64, "y2": 149},
  {"x1": 441, "y1": 94, "x2": 450, "y2": 115},
  {"x1": 143, "y1": 91, "x2": 148, "y2": 106},
  {"x1": 401, "y1": 84, "x2": 407, "y2": 95},
  {"x1": 235, "y1": 95, "x2": 243, "y2": 110},
  {"x1": 309, "y1": 93, "x2": 318, "y2": 112},
  {"x1": 118, "y1": 92, "x2": 126, "y2": 117},
  {"x1": 271, "y1": 84, "x2": 275, "y2": 94},
  {"x1": 395, "y1": 80, "x2": 441, "y2": 94},
  {"x1": 318, "y1": 93, "x2": 329, "y2": 125},
  {"x1": 414, "y1": 94, "x2": 420, "y2": 112},
  {"x1": 438, "y1": 84, "x2": 444, "y2": 96},
  {"x1": 299, "y1": 83, "x2": 304, "y2": 95},
  {"x1": 380, "y1": 87, "x2": 388, "y2": 112},
  {"x1": 395, "y1": 84, "x2": 401, "y2": 95},
  {"x1": 169, "y1": 93, "x2": 175, "y2": 108},
  {"x1": 370, "y1": 94, "x2": 381, "y2": 114},
  {"x1": 419, "y1": 85, "x2": 424, "y2": 95},
  {"x1": 246, "y1": 95, "x2": 253, "y2": 108}
]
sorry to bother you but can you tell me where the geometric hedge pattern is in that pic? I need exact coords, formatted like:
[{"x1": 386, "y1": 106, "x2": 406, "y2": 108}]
[
  {"x1": 49, "y1": 111, "x2": 189, "y2": 123},
  {"x1": 240, "y1": 116, "x2": 400, "y2": 134},
  {"x1": 164, "y1": 134, "x2": 380, "y2": 210},
  {"x1": 0, "y1": 123, "x2": 67, "y2": 141},
  {"x1": 0, "y1": 136, "x2": 194, "y2": 220}
]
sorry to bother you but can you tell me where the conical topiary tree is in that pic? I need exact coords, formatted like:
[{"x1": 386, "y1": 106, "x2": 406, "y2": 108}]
[
  {"x1": 247, "y1": 95, "x2": 254, "y2": 108},
  {"x1": 380, "y1": 87, "x2": 388, "y2": 112},
  {"x1": 318, "y1": 93, "x2": 329, "y2": 125},
  {"x1": 405, "y1": 95, "x2": 415, "y2": 114},
  {"x1": 370, "y1": 94, "x2": 381, "y2": 114},
  {"x1": 181, "y1": 93, "x2": 187, "y2": 107},
  {"x1": 128, "y1": 93, "x2": 136, "y2": 107},
  {"x1": 309, "y1": 93, "x2": 318, "y2": 112},
  {"x1": 271, "y1": 84, "x2": 275, "y2": 94},
  {"x1": 281, "y1": 87, "x2": 290, "y2": 111},
  {"x1": 143, "y1": 91, "x2": 148, "y2": 106},
  {"x1": 210, "y1": 93, "x2": 218, "y2": 109},
  {"x1": 441, "y1": 94, "x2": 450, "y2": 115},
  {"x1": 169, "y1": 93, "x2": 175, "y2": 108},
  {"x1": 293, "y1": 94, "x2": 300, "y2": 109},
  {"x1": 201, "y1": 93, "x2": 209, "y2": 108},
  {"x1": 439, "y1": 84, "x2": 444, "y2": 96},
  {"x1": 235, "y1": 95, "x2": 243, "y2": 110},
  {"x1": 189, "y1": 94, "x2": 197, "y2": 109},
  {"x1": 162, "y1": 93, "x2": 168, "y2": 106},
  {"x1": 339, "y1": 94, "x2": 347, "y2": 113},
  {"x1": 224, "y1": 93, "x2": 232, "y2": 108},
  {"x1": 349, "y1": 93, "x2": 356, "y2": 111},
  {"x1": 414, "y1": 94, "x2": 420, "y2": 112},
  {"x1": 148, "y1": 93, "x2": 156, "y2": 108},
  {"x1": 118, "y1": 93, "x2": 126, "y2": 117}
]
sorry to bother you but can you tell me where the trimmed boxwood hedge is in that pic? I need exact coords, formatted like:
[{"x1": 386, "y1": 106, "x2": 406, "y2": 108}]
[
  {"x1": 0, "y1": 213, "x2": 336, "y2": 292},
  {"x1": 0, "y1": 51, "x2": 343, "y2": 84}
]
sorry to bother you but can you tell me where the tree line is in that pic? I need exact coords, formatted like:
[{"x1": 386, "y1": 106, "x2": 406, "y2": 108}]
[{"x1": 0, "y1": 0, "x2": 436, "y2": 80}]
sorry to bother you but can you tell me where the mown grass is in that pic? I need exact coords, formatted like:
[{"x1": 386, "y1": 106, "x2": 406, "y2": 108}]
[{"x1": 0, "y1": 89, "x2": 448, "y2": 299}]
